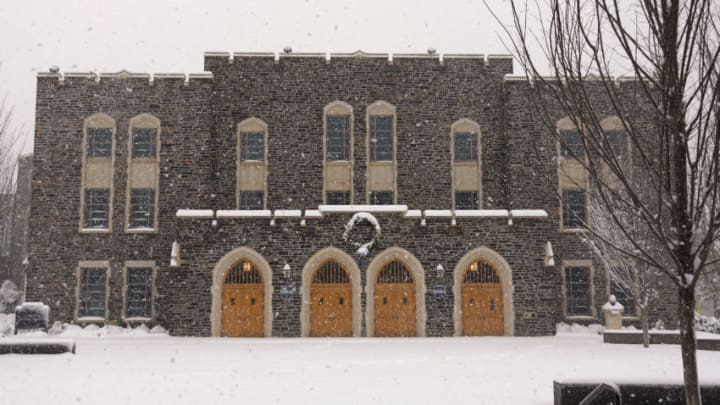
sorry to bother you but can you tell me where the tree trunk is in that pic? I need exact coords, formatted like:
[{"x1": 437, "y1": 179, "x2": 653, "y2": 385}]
[
  {"x1": 679, "y1": 286, "x2": 701, "y2": 404},
  {"x1": 641, "y1": 306, "x2": 650, "y2": 348}
]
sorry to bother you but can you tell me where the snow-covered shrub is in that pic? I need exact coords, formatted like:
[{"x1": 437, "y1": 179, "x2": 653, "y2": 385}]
[
  {"x1": 0, "y1": 313, "x2": 15, "y2": 336},
  {"x1": 695, "y1": 314, "x2": 720, "y2": 334},
  {"x1": 0, "y1": 280, "x2": 23, "y2": 313}
]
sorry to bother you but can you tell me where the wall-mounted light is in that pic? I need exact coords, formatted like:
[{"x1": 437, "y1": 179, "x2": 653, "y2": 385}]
[
  {"x1": 469, "y1": 262, "x2": 478, "y2": 272},
  {"x1": 450, "y1": 218, "x2": 457, "y2": 226},
  {"x1": 436, "y1": 264, "x2": 445, "y2": 279},
  {"x1": 420, "y1": 218, "x2": 427, "y2": 227},
  {"x1": 242, "y1": 261, "x2": 252, "y2": 272},
  {"x1": 270, "y1": 218, "x2": 276, "y2": 227},
  {"x1": 283, "y1": 264, "x2": 291, "y2": 279}
]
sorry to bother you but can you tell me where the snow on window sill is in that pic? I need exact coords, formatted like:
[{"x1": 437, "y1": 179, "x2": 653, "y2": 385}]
[
  {"x1": 303, "y1": 209, "x2": 323, "y2": 218},
  {"x1": 124, "y1": 317, "x2": 152, "y2": 323},
  {"x1": 565, "y1": 315, "x2": 595, "y2": 321},
  {"x1": 403, "y1": 210, "x2": 422, "y2": 218},
  {"x1": 453, "y1": 209, "x2": 509, "y2": 218},
  {"x1": 561, "y1": 227, "x2": 587, "y2": 233},
  {"x1": 126, "y1": 227, "x2": 157, "y2": 233},
  {"x1": 273, "y1": 210, "x2": 302, "y2": 218},
  {"x1": 423, "y1": 210, "x2": 454, "y2": 218},
  {"x1": 76, "y1": 316, "x2": 106, "y2": 323},
  {"x1": 510, "y1": 209, "x2": 548, "y2": 218},
  {"x1": 80, "y1": 228, "x2": 111, "y2": 234}
]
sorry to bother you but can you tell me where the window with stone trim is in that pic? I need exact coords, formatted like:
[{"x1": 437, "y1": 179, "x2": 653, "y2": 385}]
[
  {"x1": 326, "y1": 191, "x2": 350, "y2": 205},
  {"x1": 455, "y1": 192, "x2": 479, "y2": 209},
  {"x1": 454, "y1": 132, "x2": 478, "y2": 162},
  {"x1": 326, "y1": 116, "x2": 350, "y2": 161},
  {"x1": 240, "y1": 191, "x2": 264, "y2": 210},
  {"x1": 369, "y1": 115, "x2": 393, "y2": 161},
  {"x1": 560, "y1": 129, "x2": 584, "y2": 160},
  {"x1": 370, "y1": 191, "x2": 394, "y2": 205},
  {"x1": 565, "y1": 266, "x2": 591, "y2": 317},
  {"x1": 562, "y1": 190, "x2": 586, "y2": 228},
  {"x1": 126, "y1": 267, "x2": 153, "y2": 319},
  {"x1": 129, "y1": 189, "x2": 155, "y2": 229},
  {"x1": 79, "y1": 267, "x2": 107, "y2": 318},
  {"x1": 132, "y1": 128, "x2": 158, "y2": 159},
  {"x1": 240, "y1": 132, "x2": 265, "y2": 161},
  {"x1": 86, "y1": 128, "x2": 113, "y2": 158},
  {"x1": 83, "y1": 188, "x2": 110, "y2": 229}
]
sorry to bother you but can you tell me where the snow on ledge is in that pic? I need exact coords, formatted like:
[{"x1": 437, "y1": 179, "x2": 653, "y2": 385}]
[
  {"x1": 216, "y1": 210, "x2": 272, "y2": 218},
  {"x1": 304, "y1": 210, "x2": 323, "y2": 218},
  {"x1": 404, "y1": 210, "x2": 422, "y2": 218},
  {"x1": 318, "y1": 204, "x2": 408, "y2": 213},
  {"x1": 454, "y1": 209, "x2": 509, "y2": 218},
  {"x1": 273, "y1": 210, "x2": 302, "y2": 218},
  {"x1": 423, "y1": 210, "x2": 454, "y2": 217},
  {"x1": 510, "y1": 209, "x2": 548, "y2": 218},
  {"x1": 176, "y1": 209, "x2": 214, "y2": 218}
]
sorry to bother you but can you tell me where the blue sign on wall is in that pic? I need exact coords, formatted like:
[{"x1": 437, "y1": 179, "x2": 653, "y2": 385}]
[
  {"x1": 280, "y1": 285, "x2": 295, "y2": 300},
  {"x1": 433, "y1": 285, "x2": 447, "y2": 299}
]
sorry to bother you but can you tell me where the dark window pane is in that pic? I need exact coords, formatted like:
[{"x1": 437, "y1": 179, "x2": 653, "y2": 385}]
[
  {"x1": 370, "y1": 191, "x2": 393, "y2": 205},
  {"x1": 562, "y1": 190, "x2": 586, "y2": 228},
  {"x1": 240, "y1": 132, "x2": 265, "y2": 161},
  {"x1": 326, "y1": 191, "x2": 350, "y2": 205},
  {"x1": 129, "y1": 189, "x2": 155, "y2": 229},
  {"x1": 132, "y1": 128, "x2": 158, "y2": 159},
  {"x1": 83, "y1": 188, "x2": 110, "y2": 229},
  {"x1": 240, "y1": 191, "x2": 264, "y2": 210},
  {"x1": 610, "y1": 277, "x2": 636, "y2": 316},
  {"x1": 565, "y1": 267, "x2": 591, "y2": 316},
  {"x1": 605, "y1": 130, "x2": 627, "y2": 160},
  {"x1": 454, "y1": 132, "x2": 478, "y2": 161},
  {"x1": 326, "y1": 116, "x2": 350, "y2": 161},
  {"x1": 455, "y1": 192, "x2": 479, "y2": 209},
  {"x1": 560, "y1": 129, "x2": 583, "y2": 159},
  {"x1": 87, "y1": 128, "x2": 113, "y2": 158},
  {"x1": 370, "y1": 116, "x2": 393, "y2": 161},
  {"x1": 126, "y1": 267, "x2": 153, "y2": 318},
  {"x1": 79, "y1": 267, "x2": 106, "y2": 318}
]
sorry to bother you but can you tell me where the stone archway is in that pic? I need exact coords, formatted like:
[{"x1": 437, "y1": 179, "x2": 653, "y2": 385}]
[
  {"x1": 301, "y1": 247, "x2": 362, "y2": 337},
  {"x1": 211, "y1": 247, "x2": 273, "y2": 337},
  {"x1": 453, "y1": 246, "x2": 514, "y2": 336},
  {"x1": 365, "y1": 247, "x2": 427, "y2": 337}
]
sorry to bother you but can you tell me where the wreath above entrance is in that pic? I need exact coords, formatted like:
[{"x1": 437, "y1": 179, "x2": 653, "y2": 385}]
[{"x1": 342, "y1": 212, "x2": 381, "y2": 257}]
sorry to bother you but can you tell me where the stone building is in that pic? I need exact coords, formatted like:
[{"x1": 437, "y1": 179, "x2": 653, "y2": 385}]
[{"x1": 26, "y1": 51, "x2": 677, "y2": 337}]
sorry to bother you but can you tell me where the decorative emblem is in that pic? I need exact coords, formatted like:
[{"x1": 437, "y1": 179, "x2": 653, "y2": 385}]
[{"x1": 342, "y1": 212, "x2": 381, "y2": 258}]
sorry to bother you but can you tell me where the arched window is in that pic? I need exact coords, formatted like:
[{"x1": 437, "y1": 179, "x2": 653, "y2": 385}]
[
  {"x1": 366, "y1": 101, "x2": 396, "y2": 205},
  {"x1": 323, "y1": 101, "x2": 353, "y2": 205},
  {"x1": 127, "y1": 114, "x2": 160, "y2": 231},
  {"x1": 80, "y1": 113, "x2": 116, "y2": 232},
  {"x1": 237, "y1": 118, "x2": 268, "y2": 209},
  {"x1": 451, "y1": 119, "x2": 481, "y2": 210},
  {"x1": 557, "y1": 117, "x2": 587, "y2": 230}
]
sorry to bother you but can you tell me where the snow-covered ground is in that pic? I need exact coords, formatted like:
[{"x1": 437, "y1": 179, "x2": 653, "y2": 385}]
[{"x1": 1, "y1": 326, "x2": 719, "y2": 405}]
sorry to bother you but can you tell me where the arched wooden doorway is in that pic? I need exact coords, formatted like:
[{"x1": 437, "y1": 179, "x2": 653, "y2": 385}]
[
  {"x1": 461, "y1": 259, "x2": 504, "y2": 336},
  {"x1": 310, "y1": 260, "x2": 353, "y2": 337},
  {"x1": 374, "y1": 260, "x2": 416, "y2": 337},
  {"x1": 221, "y1": 260, "x2": 265, "y2": 337}
]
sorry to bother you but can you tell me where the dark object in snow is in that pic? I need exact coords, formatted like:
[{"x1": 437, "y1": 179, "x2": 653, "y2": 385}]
[
  {"x1": 554, "y1": 381, "x2": 720, "y2": 405},
  {"x1": 603, "y1": 330, "x2": 720, "y2": 351},
  {"x1": 0, "y1": 339, "x2": 75, "y2": 354},
  {"x1": 14, "y1": 302, "x2": 49, "y2": 333}
]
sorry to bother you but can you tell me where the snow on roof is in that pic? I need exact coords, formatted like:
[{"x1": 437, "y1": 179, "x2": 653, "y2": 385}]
[
  {"x1": 176, "y1": 209, "x2": 214, "y2": 218},
  {"x1": 318, "y1": 205, "x2": 408, "y2": 214},
  {"x1": 273, "y1": 210, "x2": 303, "y2": 218},
  {"x1": 510, "y1": 209, "x2": 548, "y2": 218},
  {"x1": 453, "y1": 209, "x2": 509, "y2": 218},
  {"x1": 216, "y1": 210, "x2": 272, "y2": 218},
  {"x1": 303, "y1": 210, "x2": 323, "y2": 218}
]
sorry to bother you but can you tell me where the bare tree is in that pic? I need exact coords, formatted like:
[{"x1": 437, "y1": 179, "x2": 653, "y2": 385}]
[
  {"x1": 487, "y1": 1, "x2": 720, "y2": 403},
  {"x1": 0, "y1": 97, "x2": 21, "y2": 227}
]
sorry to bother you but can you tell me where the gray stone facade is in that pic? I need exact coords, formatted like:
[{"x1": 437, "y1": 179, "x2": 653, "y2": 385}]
[{"x1": 26, "y1": 51, "x2": 678, "y2": 336}]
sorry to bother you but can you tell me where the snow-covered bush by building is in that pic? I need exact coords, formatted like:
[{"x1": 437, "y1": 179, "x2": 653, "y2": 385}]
[
  {"x1": 695, "y1": 314, "x2": 720, "y2": 334},
  {"x1": 0, "y1": 280, "x2": 23, "y2": 313}
]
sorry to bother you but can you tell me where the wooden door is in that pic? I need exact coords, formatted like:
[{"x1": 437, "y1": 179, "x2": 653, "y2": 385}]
[
  {"x1": 221, "y1": 260, "x2": 264, "y2": 337},
  {"x1": 310, "y1": 261, "x2": 353, "y2": 337},
  {"x1": 374, "y1": 260, "x2": 416, "y2": 337},
  {"x1": 462, "y1": 260, "x2": 504, "y2": 336}
]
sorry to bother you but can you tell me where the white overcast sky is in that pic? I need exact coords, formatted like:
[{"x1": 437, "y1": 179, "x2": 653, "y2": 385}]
[{"x1": 0, "y1": 0, "x2": 517, "y2": 154}]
